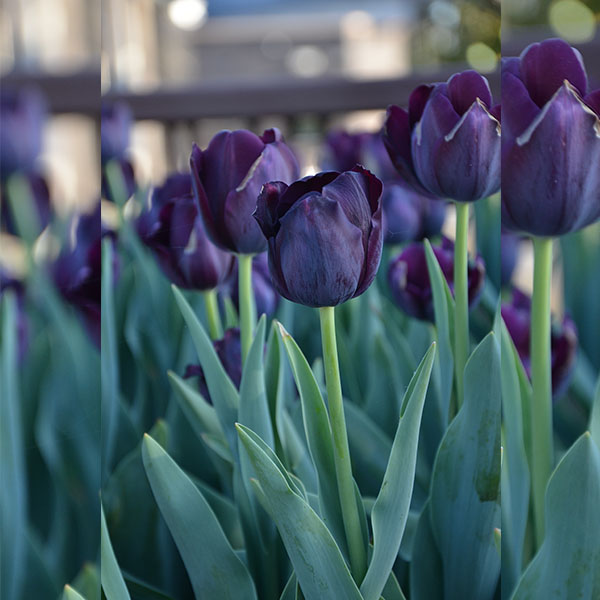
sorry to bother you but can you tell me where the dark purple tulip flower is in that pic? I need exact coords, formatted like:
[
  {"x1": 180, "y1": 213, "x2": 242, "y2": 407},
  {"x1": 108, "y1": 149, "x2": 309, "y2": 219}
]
[
  {"x1": 137, "y1": 173, "x2": 234, "y2": 290},
  {"x1": 190, "y1": 128, "x2": 300, "y2": 254},
  {"x1": 502, "y1": 288, "x2": 577, "y2": 397},
  {"x1": 500, "y1": 230, "x2": 520, "y2": 287},
  {"x1": 254, "y1": 166, "x2": 383, "y2": 308},
  {"x1": 0, "y1": 269, "x2": 29, "y2": 362},
  {"x1": 383, "y1": 70, "x2": 501, "y2": 202},
  {"x1": 52, "y1": 202, "x2": 110, "y2": 348},
  {"x1": 501, "y1": 39, "x2": 600, "y2": 236},
  {"x1": 382, "y1": 179, "x2": 446, "y2": 245},
  {"x1": 184, "y1": 327, "x2": 242, "y2": 403},
  {"x1": 230, "y1": 252, "x2": 280, "y2": 317},
  {"x1": 0, "y1": 88, "x2": 46, "y2": 179},
  {"x1": 388, "y1": 237, "x2": 485, "y2": 321}
]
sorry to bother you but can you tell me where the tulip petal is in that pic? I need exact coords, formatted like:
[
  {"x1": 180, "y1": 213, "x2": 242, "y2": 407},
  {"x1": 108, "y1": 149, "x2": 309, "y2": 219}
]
[
  {"x1": 584, "y1": 90, "x2": 600, "y2": 117},
  {"x1": 383, "y1": 105, "x2": 422, "y2": 188},
  {"x1": 276, "y1": 195, "x2": 364, "y2": 307},
  {"x1": 520, "y1": 38, "x2": 587, "y2": 108},
  {"x1": 413, "y1": 99, "x2": 500, "y2": 201},
  {"x1": 447, "y1": 70, "x2": 492, "y2": 115},
  {"x1": 502, "y1": 82, "x2": 600, "y2": 236},
  {"x1": 501, "y1": 70, "x2": 540, "y2": 141}
]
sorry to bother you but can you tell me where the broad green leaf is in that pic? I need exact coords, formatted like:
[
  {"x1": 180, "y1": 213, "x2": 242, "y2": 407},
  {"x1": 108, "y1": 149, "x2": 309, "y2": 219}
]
[
  {"x1": 172, "y1": 285, "x2": 240, "y2": 454},
  {"x1": 121, "y1": 575, "x2": 175, "y2": 600},
  {"x1": 63, "y1": 585, "x2": 87, "y2": 600},
  {"x1": 512, "y1": 433, "x2": 600, "y2": 599},
  {"x1": 500, "y1": 320, "x2": 530, "y2": 598},
  {"x1": 101, "y1": 504, "x2": 131, "y2": 600},
  {"x1": 424, "y1": 240, "x2": 454, "y2": 427},
  {"x1": 429, "y1": 333, "x2": 501, "y2": 600},
  {"x1": 167, "y1": 371, "x2": 223, "y2": 439},
  {"x1": 279, "y1": 322, "x2": 347, "y2": 556},
  {"x1": 279, "y1": 573, "x2": 299, "y2": 600},
  {"x1": 409, "y1": 501, "x2": 443, "y2": 600},
  {"x1": 590, "y1": 378, "x2": 600, "y2": 450},
  {"x1": 142, "y1": 434, "x2": 257, "y2": 600},
  {"x1": 381, "y1": 571, "x2": 407, "y2": 600},
  {"x1": 237, "y1": 424, "x2": 363, "y2": 600},
  {"x1": 361, "y1": 344, "x2": 436, "y2": 600},
  {"x1": 0, "y1": 292, "x2": 26, "y2": 600},
  {"x1": 71, "y1": 564, "x2": 100, "y2": 600},
  {"x1": 102, "y1": 239, "x2": 120, "y2": 481}
]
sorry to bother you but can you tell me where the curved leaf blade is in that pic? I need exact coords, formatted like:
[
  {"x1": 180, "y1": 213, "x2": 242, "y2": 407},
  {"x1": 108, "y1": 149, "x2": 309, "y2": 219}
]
[
  {"x1": 142, "y1": 434, "x2": 257, "y2": 600},
  {"x1": 101, "y1": 504, "x2": 131, "y2": 600}
]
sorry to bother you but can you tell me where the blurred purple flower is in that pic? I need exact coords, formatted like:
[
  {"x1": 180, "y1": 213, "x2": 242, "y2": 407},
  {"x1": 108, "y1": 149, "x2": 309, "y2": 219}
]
[
  {"x1": 388, "y1": 237, "x2": 485, "y2": 321},
  {"x1": 500, "y1": 230, "x2": 520, "y2": 287},
  {"x1": 501, "y1": 38, "x2": 600, "y2": 236},
  {"x1": 137, "y1": 173, "x2": 234, "y2": 290},
  {"x1": 502, "y1": 288, "x2": 578, "y2": 397},
  {"x1": 382, "y1": 180, "x2": 446, "y2": 245},
  {"x1": 383, "y1": 70, "x2": 500, "y2": 202},
  {"x1": 229, "y1": 252, "x2": 279, "y2": 317},
  {"x1": 184, "y1": 327, "x2": 242, "y2": 403},
  {"x1": 190, "y1": 128, "x2": 300, "y2": 254},
  {"x1": 0, "y1": 269, "x2": 29, "y2": 361},
  {"x1": 0, "y1": 88, "x2": 46, "y2": 179},
  {"x1": 101, "y1": 102, "x2": 132, "y2": 165},
  {"x1": 254, "y1": 166, "x2": 383, "y2": 308},
  {"x1": 52, "y1": 202, "x2": 112, "y2": 348}
]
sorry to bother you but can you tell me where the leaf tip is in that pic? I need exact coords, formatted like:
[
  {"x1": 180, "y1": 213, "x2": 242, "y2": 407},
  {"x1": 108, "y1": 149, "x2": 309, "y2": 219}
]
[{"x1": 276, "y1": 320, "x2": 291, "y2": 340}]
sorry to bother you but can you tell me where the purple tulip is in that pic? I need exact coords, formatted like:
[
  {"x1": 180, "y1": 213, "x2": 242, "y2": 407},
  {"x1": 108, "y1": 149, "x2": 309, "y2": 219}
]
[
  {"x1": 101, "y1": 102, "x2": 132, "y2": 165},
  {"x1": 502, "y1": 288, "x2": 577, "y2": 397},
  {"x1": 322, "y1": 130, "x2": 398, "y2": 181},
  {"x1": 229, "y1": 252, "x2": 280, "y2": 317},
  {"x1": 137, "y1": 173, "x2": 234, "y2": 290},
  {"x1": 501, "y1": 39, "x2": 600, "y2": 236},
  {"x1": 1, "y1": 172, "x2": 51, "y2": 236},
  {"x1": 0, "y1": 269, "x2": 29, "y2": 361},
  {"x1": 383, "y1": 70, "x2": 501, "y2": 202},
  {"x1": 254, "y1": 166, "x2": 383, "y2": 308},
  {"x1": 388, "y1": 237, "x2": 485, "y2": 321},
  {"x1": 500, "y1": 230, "x2": 520, "y2": 287},
  {"x1": 382, "y1": 180, "x2": 446, "y2": 245},
  {"x1": 52, "y1": 202, "x2": 109, "y2": 348},
  {"x1": 0, "y1": 88, "x2": 45, "y2": 179},
  {"x1": 190, "y1": 128, "x2": 300, "y2": 254},
  {"x1": 184, "y1": 327, "x2": 242, "y2": 403}
]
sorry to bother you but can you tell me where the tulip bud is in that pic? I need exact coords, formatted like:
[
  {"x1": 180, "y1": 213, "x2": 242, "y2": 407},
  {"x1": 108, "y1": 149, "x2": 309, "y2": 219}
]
[
  {"x1": 184, "y1": 328, "x2": 242, "y2": 403},
  {"x1": 254, "y1": 166, "x2": 383, "y2": 308},
  {"x1": 501, "y1": 38, "x2": 600, "y2": 236},
  {"x1": 502, "y1": 288, "x2": 578, "y2": 397},
  {"x1": 52, "y1": 202, "x2": 110, "y2": 348},
  {"x1": 137, "y1": 173, "x2": 233, "y2": 290},
  {"x1": 190, "y1": 128, "x2": 300, "y2": 254},
  {"x1": 388, "y1": 237, "x2": 485, "y2": 321},
  {"x1": 383, "y1": 70, "x2": 500, "y2": 202},
  {"x1": 229, "y1": 252, "x2": 279, "y2": 317}
]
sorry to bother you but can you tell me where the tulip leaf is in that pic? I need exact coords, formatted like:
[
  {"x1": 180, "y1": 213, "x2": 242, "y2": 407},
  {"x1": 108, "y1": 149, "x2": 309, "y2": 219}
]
[
  {"x1": 424, "y1": 239, "x2": 454, "y2": 428},
  {"x1": 360, "y1": 343, "x2": 436, "y2": 600},
  {"x1": 142, "y1": 434, "x2": 257, "y2": 600},
  {"x1": 172, "y1": 285, "x2": 240, "y2": 455},
  {"x1": 101, "y1": 504, "x2": 131, "y2": 600},
  {"x1": 63, "y1": 585, "x2": 87, "y2": 600},
  {"x1": 102, "y1": 239, "x2": 120, "y2": 481},
  {"x1": 279, "y1": 573, "x2": 299, "y2": 600},
  {"x1": 167, "y1": 370, "x2": 224, "y2": 440},
  {"x1": 500, "y1": 319, "x2": 530, "y2": 598},
  {"x1": 512, "y1": 433, "x2": 600, "y2": 599},
  {"x1": 236, "y1": 424, "x2": 363, "y2": 600},
  {"x1": 278, "y1": 322, "x2": 347, "y2": 555},
  {"x1": 381, "y1": 571, "x2": 407, "y2": 600},
  {"x1": 0, "y1": 292, "x2": 26, "y2": 600},
  {"x1": 590, "y1": 378, "x2": 600, "y2": 450},
  {"x1": 429, "y1": 333, "x2": 501, "y2": 600},
  {"x1": 410, "y1": 501, "x2": 443, "y2": 600}
]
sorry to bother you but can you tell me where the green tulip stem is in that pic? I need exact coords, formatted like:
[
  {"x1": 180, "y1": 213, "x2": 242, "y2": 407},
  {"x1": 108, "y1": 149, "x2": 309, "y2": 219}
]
[
  {"x1": 530, "y1": 236, "x2": 554, "y2": 548},
  {"x1": 238, "y1": 254, "x2": 256, "y2": 364},
  {"x1": 319, "y1": 306, "x2": 367, "y2": 584},
  {"x1": 203, "y1": 288, "x2": 223, "y2": 340},
  {"x1": 453, "y1": 201, "x2": 470, "y2": 407}
]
